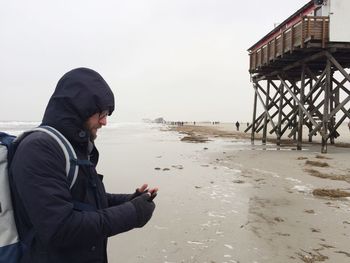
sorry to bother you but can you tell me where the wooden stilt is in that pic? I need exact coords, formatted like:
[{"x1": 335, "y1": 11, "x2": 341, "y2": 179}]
[
  {"x1": 251, "y1": 90, "x2": 257, "y2": 143},
  {"x1": 308, "y1": 78, "x2": 313, "y2": 142},
  {"x1": 262, "y1": 80, "x2": 270, "y2": 144},
  {"x1": 293, "y1": 82, "x2": 297, "y2": 141},
  {"x1": 321, "y1": 59, "x2": 331, "y2": 153},
  {"x1": 330, "y1": 71, "x2": 335, "y2": 144},
  {"x1": 297, "y1": 65, "x2": 306, "y2": 150},
  {"x1": 277, "y1": 82, "x2": 284, "y2": 146}
]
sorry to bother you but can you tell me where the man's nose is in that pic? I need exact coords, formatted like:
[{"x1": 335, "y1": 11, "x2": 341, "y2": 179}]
[{"x1": 99, "y1": 116, "x2": 107, "y2": 126}]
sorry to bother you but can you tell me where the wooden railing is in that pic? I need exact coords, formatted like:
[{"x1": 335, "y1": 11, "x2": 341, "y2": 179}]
[{"x1": 249, "y1": 16, "x2": 329, "y2": 71}]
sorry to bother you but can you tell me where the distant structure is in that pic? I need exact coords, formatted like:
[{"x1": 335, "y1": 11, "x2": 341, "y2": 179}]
[
  {"x1": 153, "y1": 117, "x2": 166, "y2": 124},
  {"x1": 246, "y1": 0, "x2": 350, "y2": 153}
]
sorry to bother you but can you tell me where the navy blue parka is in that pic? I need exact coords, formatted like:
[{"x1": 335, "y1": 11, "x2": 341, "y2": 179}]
[{"x1": 10, "y1": 68, "x2": 138, "y2": 263}]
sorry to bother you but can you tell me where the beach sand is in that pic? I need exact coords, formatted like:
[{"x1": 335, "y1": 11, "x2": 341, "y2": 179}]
[{"x1": 100, "y1": 123, "x2": 350, "y2": 263}]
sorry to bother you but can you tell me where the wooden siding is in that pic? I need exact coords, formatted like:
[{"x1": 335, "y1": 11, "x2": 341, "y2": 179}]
[{"x1": 249, "y1": 16, "x2": 329, "y2": 71}]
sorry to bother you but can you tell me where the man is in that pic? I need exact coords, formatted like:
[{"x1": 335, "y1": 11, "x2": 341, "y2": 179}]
[
  {"x1": 10, "y1": 68, "x2": 157, "y2": 263},
  {"x1": 235, "y1": 121, "x2": 240, "y2": 131}
]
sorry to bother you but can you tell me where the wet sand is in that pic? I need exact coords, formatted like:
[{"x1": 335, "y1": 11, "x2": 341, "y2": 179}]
[{"x1": 102, "y1": 123, "x2": 350, "y2": 263}]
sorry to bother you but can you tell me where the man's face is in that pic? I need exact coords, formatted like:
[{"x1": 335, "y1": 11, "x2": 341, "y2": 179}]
[{"x1": 84, "y1": 110, "x2": 109, "y2": 141}]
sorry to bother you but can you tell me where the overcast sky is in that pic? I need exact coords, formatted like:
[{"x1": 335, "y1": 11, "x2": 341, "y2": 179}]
[{"x1": 0, "y1": 0, "x2": 308, "y2": 123}]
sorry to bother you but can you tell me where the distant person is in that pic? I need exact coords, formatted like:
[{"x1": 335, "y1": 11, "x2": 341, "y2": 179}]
[
  {"x1": 10, "y1": 68, "x2": 158, "y2": 263},
  {"x1": 235, "y1": 121, "x2": 240, "y2": 131},
  {"x1": 348, "y1": 121, "x2": 350, "y2": 131}
]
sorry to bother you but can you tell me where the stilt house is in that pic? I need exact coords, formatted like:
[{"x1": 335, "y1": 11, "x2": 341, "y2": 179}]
[{"x1": 247, "y1": 0, "x2": 350, "y2": 152}]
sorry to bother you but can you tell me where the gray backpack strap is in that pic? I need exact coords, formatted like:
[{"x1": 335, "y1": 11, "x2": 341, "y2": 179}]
[{"x1": 33, "y1": 126, "x2": 78, "y2": 189}]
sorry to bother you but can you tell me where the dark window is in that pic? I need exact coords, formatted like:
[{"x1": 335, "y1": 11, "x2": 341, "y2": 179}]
[{"x1": 315, "y1": 7, "x2": 322, "y2": 16}]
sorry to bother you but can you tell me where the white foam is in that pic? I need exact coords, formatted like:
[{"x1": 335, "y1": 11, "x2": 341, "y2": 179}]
[
  {"x1": 224, "y1": 244, "x2": 233, "y2": 249},
  {"x1": 286, "y1": 177, "x2": 302, "y2": 183},
  {"x1": 187, "y1": 241, "x2": 204, "y2": 245},
  {"x1": 200, "y1": 221, "x2": 211, "y2": 227},
  {"x1": 293, "y1": 185, "x2": 312, "y2": 193},
  {"x1": 208, "y1": 212, "x2": 226, "y2": 218}
]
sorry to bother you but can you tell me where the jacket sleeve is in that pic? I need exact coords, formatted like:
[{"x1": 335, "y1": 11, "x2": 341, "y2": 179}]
[
  {"x1": 106, "y1": 193, "x2": 132, "y2": 206},
  {"x1": 11, "y1": 133, "x2": 138, "y2": 248}
]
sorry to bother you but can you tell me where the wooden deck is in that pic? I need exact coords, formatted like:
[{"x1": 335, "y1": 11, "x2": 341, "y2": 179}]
[{"x1": 249, "y1": 16, "x2": 329, "y2": 73}]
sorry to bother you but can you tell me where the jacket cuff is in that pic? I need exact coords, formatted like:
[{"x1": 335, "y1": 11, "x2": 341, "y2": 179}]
[{"x1": 107, "y1": 201, "x2": 138, "y2": 236}]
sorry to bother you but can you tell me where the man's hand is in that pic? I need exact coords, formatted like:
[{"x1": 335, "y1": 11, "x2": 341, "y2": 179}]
[
  {"x1": 129, "y1": 184, "x2": 158, "y2": 201},
  {"x1": 130, "y1": 193, "x2": 156, "y2": 227}
]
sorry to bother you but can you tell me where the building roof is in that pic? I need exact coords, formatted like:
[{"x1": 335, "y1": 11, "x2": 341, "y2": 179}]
[{"x1": 248, "y1": 1, "x2": 315, "y2": 52}]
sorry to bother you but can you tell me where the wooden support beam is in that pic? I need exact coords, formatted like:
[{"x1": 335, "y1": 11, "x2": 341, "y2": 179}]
[
  {"x1": 257, "y1": 93, "x2": 296, "y2": 134},
  {"x1": 256, "y1": 82, "x2": 289, "y2": 117},
  {"x1": 266, "y1": 95, "x2": 298, "y2": 133},
  {"x1": 245, "y1": 83, "x2": 284, "y2": 133},
  {"x1": 251, "y1": 90, "x2": 258, "y2": 143},
  {"x1": 253, "y1": 51, "x2": 327, "y2": 82},
  {"x1": 262, "y1": 80, "x2": 270, "y2": 144},
  {"x1": 254, "y1": 81, "x2": 292, "y2": 131},
  {"x1": 339, "y1": 105, "x2": 350, "y2": 120},
  {"x1": 270, "y1": 79, "x2": 296, "y2": 109},
  {"x1": 286, "y1": 109, "x2": 300, "y2": 138},
  {"x1": 310, "y1": 100, "x2": 324, "y2": 121},
  {"x1": 304, "y1": 67, "x2": 326, "y2": 101},
  {"x1": 253, "y1": 84, "x2": 278, "y2": 135},
  {"x1": 333, "y1": 77, "x2": 350, "y2": 96},
  {"x1": 310, "y1": 83, "x2": 350, "y2": 138},
  {"x1": 321, "y1": 59, "x2": 331, "y2": 153},
  {"x1": 255, "y1": 113, "x2": 266, "y2": 131},
  {"x1": 277, "y1": 82, "x2": 284, "y2": 145},
  {"x1": 327, "y1": 95, "x2": 350, "y2": 124},
  {"x1": 277, "y1": 75, "x2": 322, "y2": 137},
  {"x1": 291, "y1": 80, "x2": 299, "y2": 141},
  {"x1": 270, "y1": 88, "x2": 301, "y2": 134},
  {"x1": 298, "y1": 65, "x2": 306, "y2": 150},
  {"x1": 310, "y1": 82, "x2": 325, "y2": 108},
  {"x1": 329, "y1": 107, "x2": 350, "y2": 139},
  {"x1": 329, "y1": 71, "x2": 335, "y2": 144},
  {"x1": 325, "y1": 52, "x2": 350, "y2": 83},
  {"x1": 281, "y1": 108, "x2": 298, "y2": 137},
  {"x1": 308, "y1": 78, "x2": 313, "y2": 142}
]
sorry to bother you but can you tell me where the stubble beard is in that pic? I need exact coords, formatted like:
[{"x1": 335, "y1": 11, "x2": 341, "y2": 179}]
[{"x1": 90, "y1": 128, "x2": 98, "y2": 141}]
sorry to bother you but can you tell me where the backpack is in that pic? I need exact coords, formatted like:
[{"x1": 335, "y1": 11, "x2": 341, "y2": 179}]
[{"x1": 0, "y1": 125, "x2": 79, "y2": 263}]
